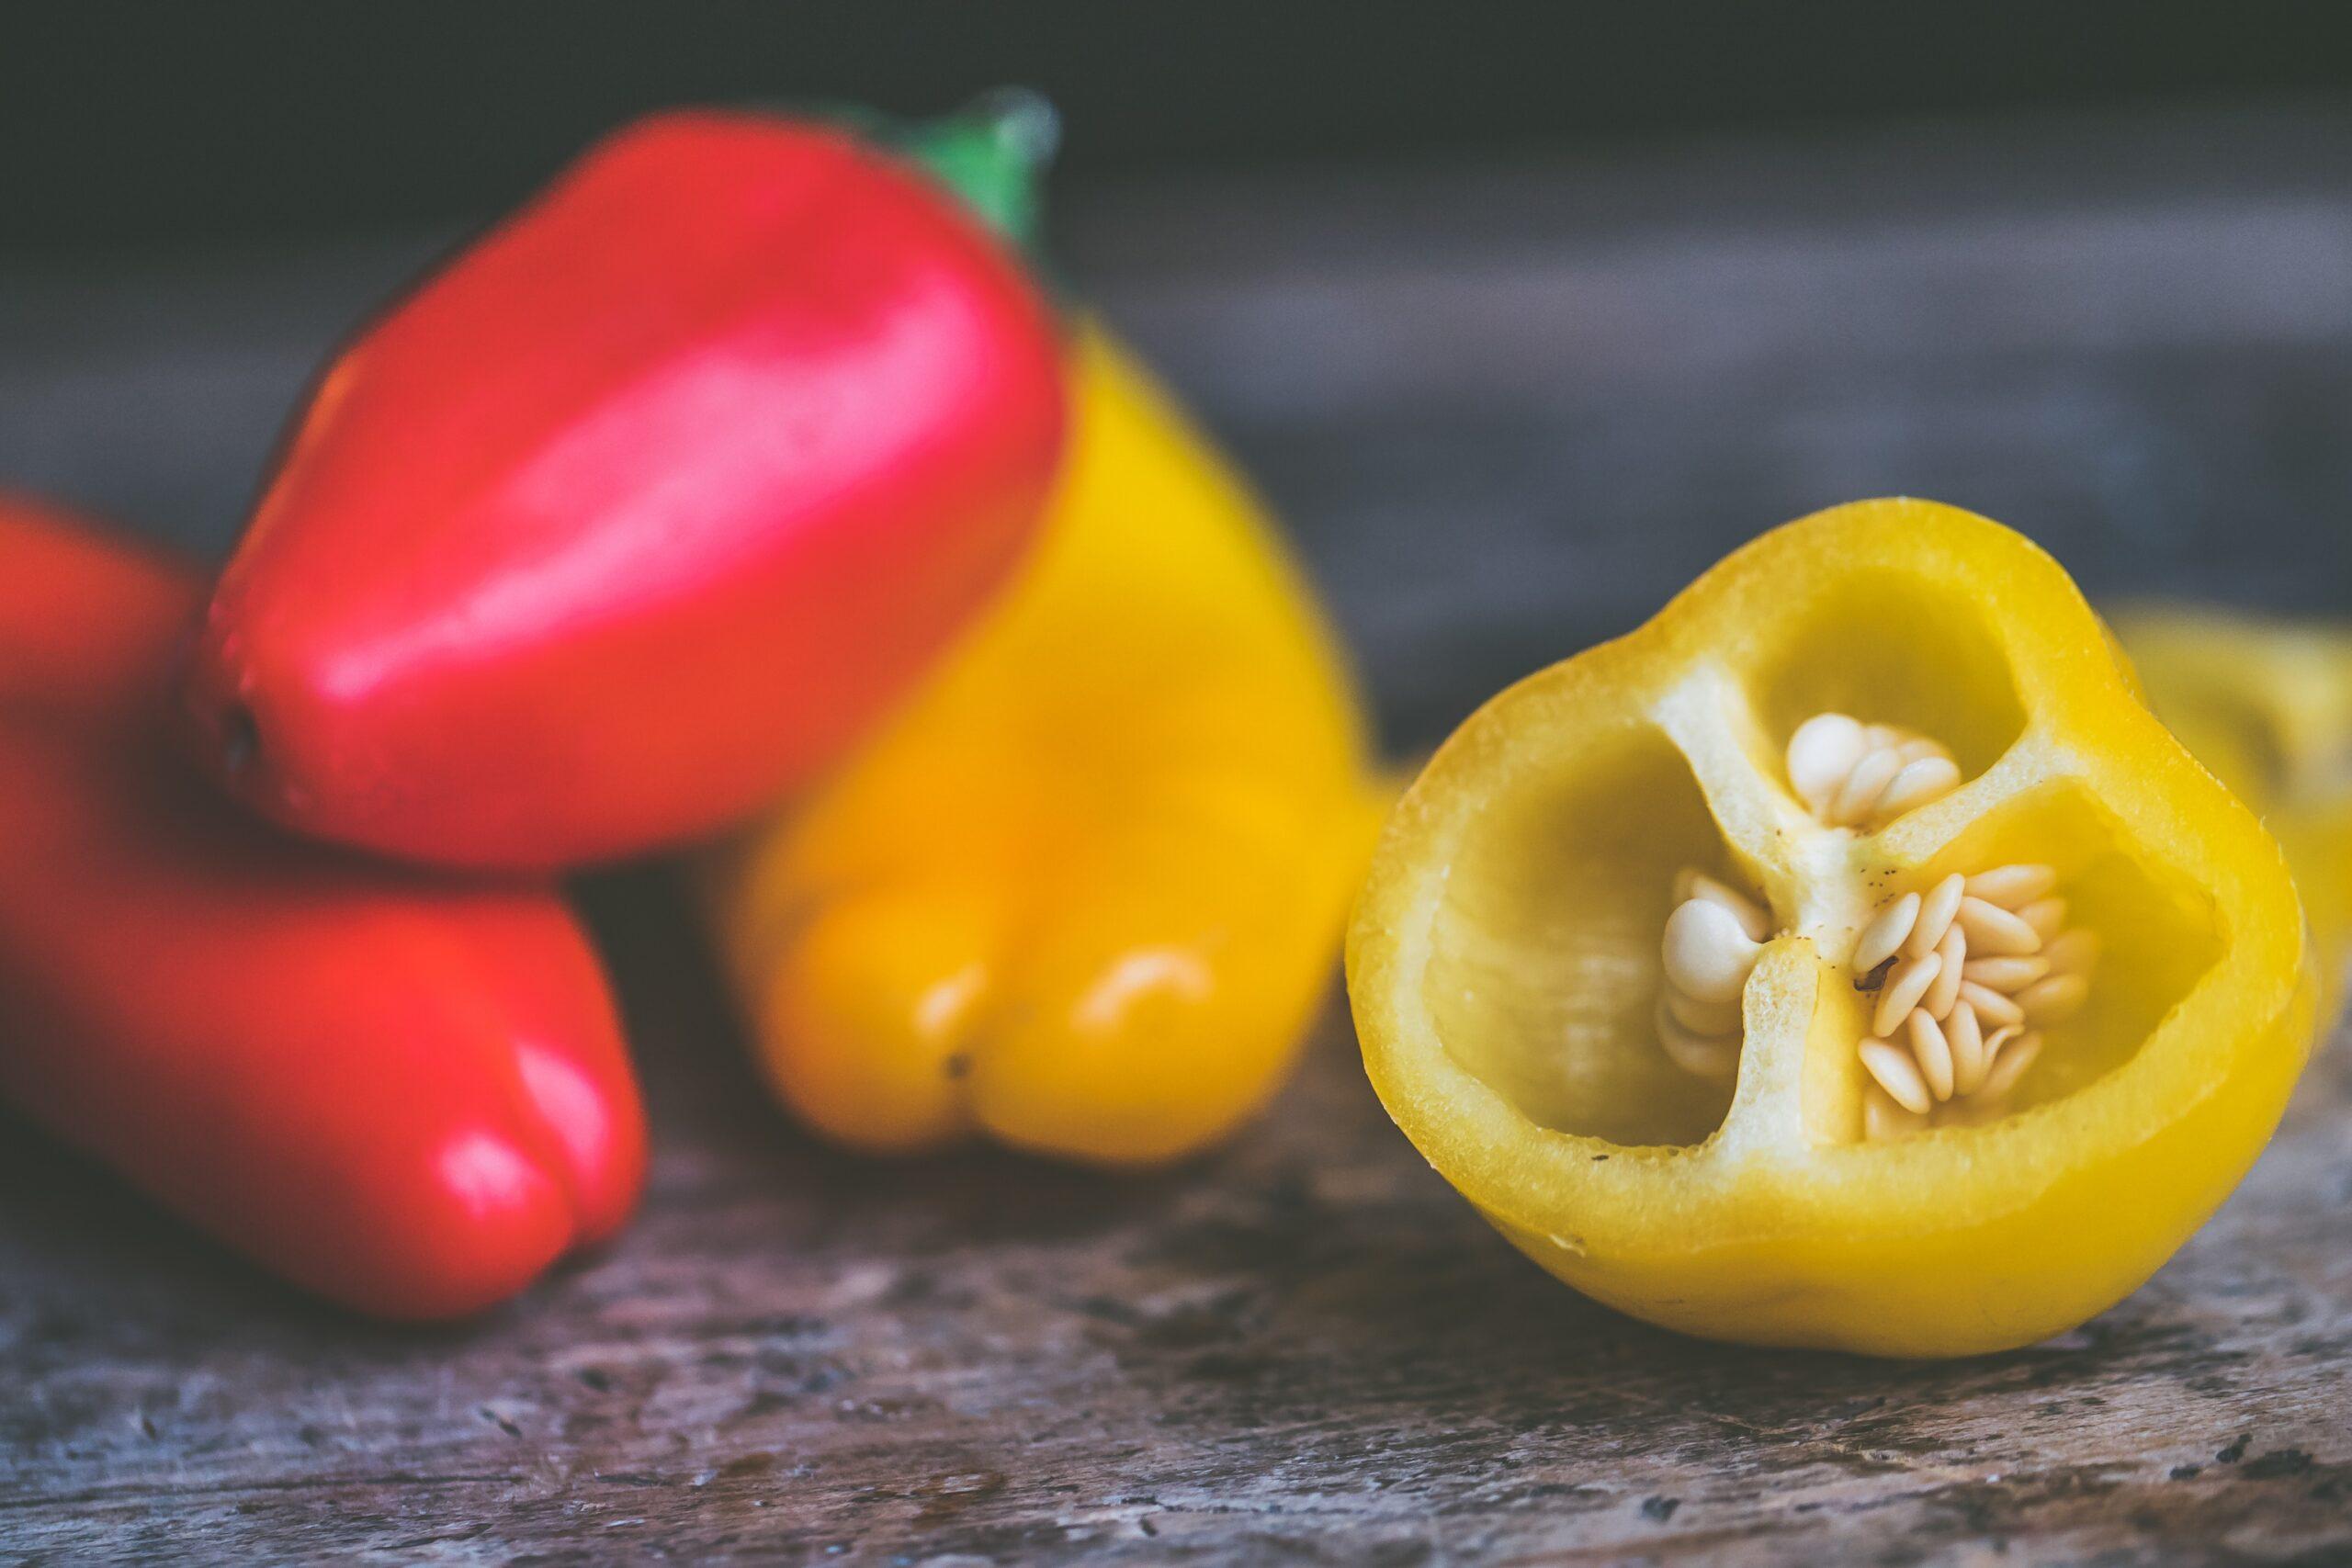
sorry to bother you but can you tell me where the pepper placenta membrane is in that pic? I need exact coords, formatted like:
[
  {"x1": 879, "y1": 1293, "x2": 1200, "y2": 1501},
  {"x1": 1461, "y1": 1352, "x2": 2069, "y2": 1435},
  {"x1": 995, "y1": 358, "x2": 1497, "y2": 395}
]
[
  {"x1": 0, "y1": 495, "x2": 645, "y2": 1318},
  {"x1": 180, "y1": 107, "x2": 1068, "y2": 871},
  {"x1": 703, "y1": 332, "x2": 1384, "y2": 1163},
  {"x1": 1349, "y1": 499, "x2": 2312, "y2": 1357}
]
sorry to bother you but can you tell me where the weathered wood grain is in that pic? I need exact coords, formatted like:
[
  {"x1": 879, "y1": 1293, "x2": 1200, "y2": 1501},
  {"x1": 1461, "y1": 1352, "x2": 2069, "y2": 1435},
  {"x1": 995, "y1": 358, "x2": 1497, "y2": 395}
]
[
  {"x1": 4, "y1": 105, "x2": 2351, "y2": 1564},
  {"x1": 1, "y1": 873, "x2": 2346, "y2": 1564}
]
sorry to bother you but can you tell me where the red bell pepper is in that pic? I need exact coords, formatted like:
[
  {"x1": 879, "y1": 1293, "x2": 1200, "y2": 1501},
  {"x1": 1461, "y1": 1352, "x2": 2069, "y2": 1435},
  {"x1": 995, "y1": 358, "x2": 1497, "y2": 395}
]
[
  {"x1": 180, "y1": 107, "x2": 1068, "y2": 871},
  {"x1": 0, "y1": 494, "x2": 645, "y2": 1319}
]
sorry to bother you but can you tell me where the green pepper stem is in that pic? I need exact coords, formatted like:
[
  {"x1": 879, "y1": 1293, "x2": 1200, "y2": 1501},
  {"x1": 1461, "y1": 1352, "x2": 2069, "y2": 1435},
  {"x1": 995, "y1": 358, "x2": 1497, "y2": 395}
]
[{"x1": 891, "y1": 88, "x2": 1059, "y2": 251}]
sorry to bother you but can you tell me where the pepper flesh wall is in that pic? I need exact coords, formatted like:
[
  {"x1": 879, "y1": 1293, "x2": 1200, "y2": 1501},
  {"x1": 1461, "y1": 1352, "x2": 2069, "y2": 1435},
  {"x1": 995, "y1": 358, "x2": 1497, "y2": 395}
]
[{"x1": 1348, "y1": 498, "x2": 2313, "y2": 1358}]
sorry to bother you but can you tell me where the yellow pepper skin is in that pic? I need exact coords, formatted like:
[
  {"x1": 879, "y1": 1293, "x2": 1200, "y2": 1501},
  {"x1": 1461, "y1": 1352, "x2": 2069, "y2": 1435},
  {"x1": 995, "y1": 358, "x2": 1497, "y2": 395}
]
[
  {"x1": 2113, "y1": 606, "x2": 2352, "y2": 1016},
  {"x1": 1348, "y1": 500, "x2": 2313, "y2": 1358},
  {"x1": 704, "y1": 329, "x2": 1382, "y2": 1165}
]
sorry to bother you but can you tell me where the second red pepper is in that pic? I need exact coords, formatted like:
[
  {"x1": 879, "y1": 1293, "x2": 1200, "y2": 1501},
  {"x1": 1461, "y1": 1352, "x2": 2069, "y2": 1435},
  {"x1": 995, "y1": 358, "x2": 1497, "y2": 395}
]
[{"x1": 0, "y1": 495, "x2": 646, "y2": 1318}]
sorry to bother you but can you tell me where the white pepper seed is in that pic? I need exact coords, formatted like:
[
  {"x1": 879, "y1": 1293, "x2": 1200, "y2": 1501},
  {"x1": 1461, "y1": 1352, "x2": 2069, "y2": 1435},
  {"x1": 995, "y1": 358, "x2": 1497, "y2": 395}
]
[
  {"x1": 1677, "y1": 870, "x2": 1773, "y2": 942},
  {"x1": 1947, "y1": 1000, "x2": 1987, "y2": 1095},
  {"x1": 1965, "y1": 863, "x2": 2057, "y2": 908},
  {"x1": 2017, "y1": 896, "x2": 2068, "y2": 942},
  {"x1": 1787, "y1": 713, "x2": 1869, "y2": 814},
  {"x1": 2042, "y1": 929, "x2": 2100, "y2": 974},
  {"x1": 1876, "y1": 754, "x2": 1962, "y2": 818},
  {"x1": 1907, "y1": 1009, "x2": 1956, "y2": 1101},
  {"x1": 1860, "y1": 1038, "x2": 1933, "y2": 1115},
  {"x1": 1907, "y1": 874, "x2": 1967, "y2": 959},
  {"x1": 1962, "y1": 954, "x2": 2051, "y2": 991},
  {"x1": 1854, "y1": 894, "x2": 1919, "y2": 973},
  {"x1": 1665, "y1": 983, "x2": 1742, "y2": 1036},
  {"x1": 1863, "y1": 1084, "x2": 1929, "y2": 1139},
  {"x1": 1656, "y1": 999, "x2": 1739, "y2": 1081},
  {"x1": 1830, "y1": 747, "x2": 1905, "y2": 827},
  {"x1": 2016, "y1": 972, "x2": 2088, "y2": 1023},
  {"x1": 1977, "y1": 1030, "x2": 2042, "y2": 1100},
  {"x1": 1873, "y1": 952, "x2": 1942, "y2": 1037},
  {"x1": 1924, "y1": 923, "x2": 1967, "y2": 1018},
  {"x1": 1661, "y1": 899, "x2": 1764, "y2": 1004},
  {"x1": 1955, "y1": 896, "x2": 2042, "y2": 955},
  {"x1": 1958, "y1": 979, "x2": 2026, "y2": 1028}
]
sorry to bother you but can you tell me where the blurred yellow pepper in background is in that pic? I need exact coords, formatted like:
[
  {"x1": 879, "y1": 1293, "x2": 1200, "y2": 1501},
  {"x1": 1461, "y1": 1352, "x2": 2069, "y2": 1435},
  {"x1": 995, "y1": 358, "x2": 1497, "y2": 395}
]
[
  {"x1": 703, "y1": 329, "x2": 1384, "y2": 1164},
  {"x1": 2115, "y1": 606, "x2": 2352, "y2": 1015}
]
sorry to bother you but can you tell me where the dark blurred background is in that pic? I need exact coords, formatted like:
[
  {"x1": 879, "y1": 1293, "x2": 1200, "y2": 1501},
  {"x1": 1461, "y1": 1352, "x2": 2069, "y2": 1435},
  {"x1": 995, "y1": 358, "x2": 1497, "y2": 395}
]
[
  {"x1": 8, "y1": 2, "x2": 2352, "y2": 254},
  {"x1": 6, "y1": 2, "x2": 2351, "y2": 746}
]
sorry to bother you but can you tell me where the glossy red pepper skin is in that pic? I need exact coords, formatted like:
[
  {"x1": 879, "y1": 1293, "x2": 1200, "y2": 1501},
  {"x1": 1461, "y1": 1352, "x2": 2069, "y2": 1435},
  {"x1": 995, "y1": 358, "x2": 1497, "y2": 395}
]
[
  {"x1": 1, "y1": 496, "x2": 646, "y2": 1319},
  {"x1": 180, "y1": 110, "x2": 1068, "y2": 871}
]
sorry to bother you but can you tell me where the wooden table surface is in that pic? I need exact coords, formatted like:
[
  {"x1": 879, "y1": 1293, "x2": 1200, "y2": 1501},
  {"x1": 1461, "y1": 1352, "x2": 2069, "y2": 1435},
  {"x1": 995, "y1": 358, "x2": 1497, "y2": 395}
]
[{"x1": 5, "y1": 106, "x2": 2351, "y2": 1564}]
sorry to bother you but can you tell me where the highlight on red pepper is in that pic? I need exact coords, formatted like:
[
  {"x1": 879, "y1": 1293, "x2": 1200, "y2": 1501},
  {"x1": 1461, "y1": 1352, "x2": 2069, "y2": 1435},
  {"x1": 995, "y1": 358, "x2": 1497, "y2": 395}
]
[
  {"x1": 0, "y1": 494, "x2": 646, "y2": 1320},
  {"x1": 179, "y1": 106, "x2": 1069, "y2": 872}
]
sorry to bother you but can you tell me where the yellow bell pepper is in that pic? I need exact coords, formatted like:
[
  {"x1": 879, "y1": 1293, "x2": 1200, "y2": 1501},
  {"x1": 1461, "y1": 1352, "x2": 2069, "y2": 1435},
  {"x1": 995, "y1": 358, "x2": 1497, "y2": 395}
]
[
  {"x1": 703, "y1": 329, "x2": 1382, "y2": 1165},
  {"x1": 1348, "y1": 499, "x2": 2313, "y2": 1358},
  {"x1": 2112, "y1": 604, "x2": 2352, "y2": 1014}
]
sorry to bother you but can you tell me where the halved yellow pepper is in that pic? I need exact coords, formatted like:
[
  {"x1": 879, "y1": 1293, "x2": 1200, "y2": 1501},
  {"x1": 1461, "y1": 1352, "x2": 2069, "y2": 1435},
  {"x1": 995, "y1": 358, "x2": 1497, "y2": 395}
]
[
  {"x1": 1349, "y1": 499, "x2": 2313, "y2": 1358},
  {"x1": 703, "y1": 329, "x2": 1383, "y2": 1165},
  {"x1": 2113, "y1": 605, "x2": 2352, "y2": 1013}
]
